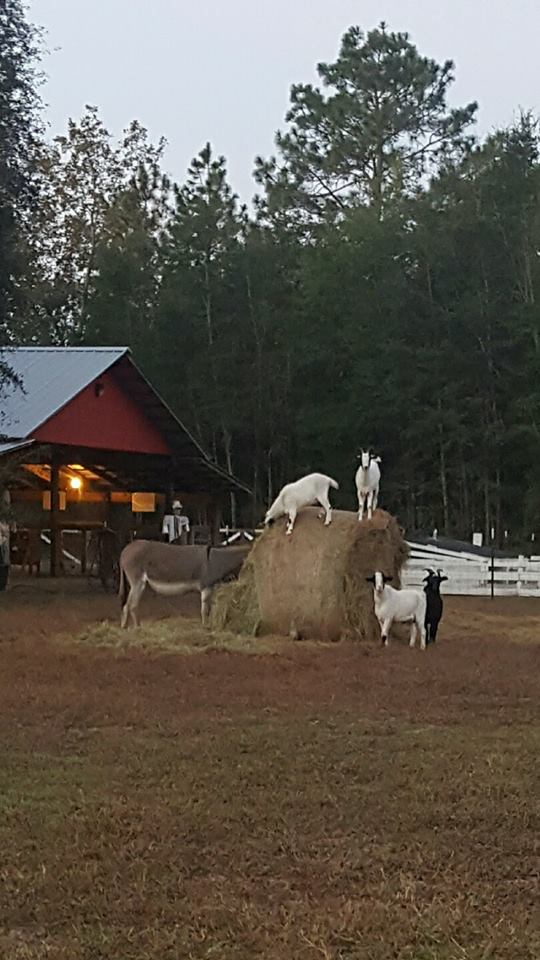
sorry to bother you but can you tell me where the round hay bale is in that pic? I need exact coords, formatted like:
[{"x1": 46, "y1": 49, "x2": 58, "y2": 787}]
[
  {"x1": 251, "y1": 507, "x2": 408, "y2": 643},
  {"x1": 209, "y1": 555, "x2": 260, "y2": 636}
]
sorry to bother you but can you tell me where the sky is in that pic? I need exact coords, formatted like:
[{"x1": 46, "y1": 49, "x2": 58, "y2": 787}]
[{"x1": 28, "y1": 0, "x2": 540, "y2": 203}]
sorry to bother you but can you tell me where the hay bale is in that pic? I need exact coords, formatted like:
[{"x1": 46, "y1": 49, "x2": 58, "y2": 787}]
[
  {"x1": 210, "y1": 507, "x2": 408, "y2": 643},
  {"x1": 208, "y1": 555, "x2": 260, "y2": 635}
]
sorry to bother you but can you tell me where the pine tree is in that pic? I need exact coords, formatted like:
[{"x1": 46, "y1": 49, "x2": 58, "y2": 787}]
[
  {"x1": 255, "y1": 23, "x2": 477, "y2": 227},
  {"x1": 0, "y1": 0, "x2": 42, "y2": 349}
]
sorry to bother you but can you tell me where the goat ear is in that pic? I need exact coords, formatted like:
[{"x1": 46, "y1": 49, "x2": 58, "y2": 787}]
[
  {"x1": 383, "y1": 574, "x2": 393, "y2": 583},
  {"x1": 365, "y1": 575, "x2": 375, "y2": 584},
  {"x1": 374, "y1": 456, "x2": 382, "y2": 463},
  {"x1": 440, "y1": 575, "x2": 448, "y2": 583}
]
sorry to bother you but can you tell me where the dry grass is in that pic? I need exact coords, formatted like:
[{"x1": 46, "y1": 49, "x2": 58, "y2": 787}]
[
  {"x1": 70, "y1": 617, "x2": 291, "y2": 656},
  {"x1": 0, "y1": 580, "x2": 539, "y2": 958},
  {"x1": 461, "y1": 602, "x2": 540, "y2": 645}
]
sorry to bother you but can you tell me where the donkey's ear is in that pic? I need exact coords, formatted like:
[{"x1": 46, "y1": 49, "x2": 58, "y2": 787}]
[{"x1": 365, "y1": 575, "x2": 375, "y2": 584}]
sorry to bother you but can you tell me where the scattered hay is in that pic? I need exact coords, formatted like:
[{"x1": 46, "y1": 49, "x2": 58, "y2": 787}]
[
  {"x1": 211, "y1": 507, "x2": 408, "y2": 643},
  {"x1": 67, "y1": 616, "x2": 285, "y2": 657}
]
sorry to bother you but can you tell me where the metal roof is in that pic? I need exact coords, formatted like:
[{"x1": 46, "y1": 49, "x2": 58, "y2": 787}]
[
  {"x1": 0, "y1": 439, "x2": 35, "y2": 456},
  {"x1": 0, "y1": 346, "x2": 127, "y2": 439},
  {"x1": 410, "y1": 534, "x2": 513, "y2": 559}
]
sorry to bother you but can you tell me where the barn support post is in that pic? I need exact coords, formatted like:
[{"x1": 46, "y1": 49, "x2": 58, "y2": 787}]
[
  {"x1": 80, "y1": 531, "x2": 87, "y2": 575},
  {"x1": 166, "y1": 479, "x2": 174, "y2": 515},
  {"x1": 50, "y1": 452, "x2": 62, "y2": 577},
  {"x1": 208, "y1": 501, "x2": 223, "y2": 545}
]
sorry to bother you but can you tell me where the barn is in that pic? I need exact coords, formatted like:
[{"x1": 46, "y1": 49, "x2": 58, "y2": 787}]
[{"x1": 0, "y1": 347, "x2": 250, "y2": 580}]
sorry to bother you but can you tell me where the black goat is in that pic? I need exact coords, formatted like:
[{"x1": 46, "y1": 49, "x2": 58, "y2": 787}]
[{"x1": 423, "y1": 568, "x2": 448, "y2": 644}]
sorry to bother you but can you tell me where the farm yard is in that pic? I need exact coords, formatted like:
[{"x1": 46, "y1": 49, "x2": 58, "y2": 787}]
[
  {"x1": 0, "y1": 579, "x2": 538, "y2": 960},
  {"x1": 6, "y1": 1, "x2": 540, "y2": 957}
]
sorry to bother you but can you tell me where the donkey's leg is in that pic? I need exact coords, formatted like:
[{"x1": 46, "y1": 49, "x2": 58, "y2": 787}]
[
  {"x1": 200, "y1": 586, "x2": 213, "y2": 625},
  {"x1": 123, "y1": 578, "x2": 146, "y2": 628},
  {"x1": 120, "y1": 583, "x2": 131, "y2": 629}
]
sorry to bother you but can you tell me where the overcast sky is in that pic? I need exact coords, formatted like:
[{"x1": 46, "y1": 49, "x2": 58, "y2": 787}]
[{"x1": 28, "y1": 0, "x2": 540, "y2": 202}]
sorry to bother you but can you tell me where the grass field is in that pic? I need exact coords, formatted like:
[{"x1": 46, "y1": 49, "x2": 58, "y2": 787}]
[{"x1": 0, "y1": 579, "x2": 538, "y2": 959}]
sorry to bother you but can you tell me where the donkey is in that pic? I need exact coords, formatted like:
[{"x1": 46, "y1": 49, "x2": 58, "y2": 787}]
[{"x1": 118, "y1": 540, "x2": 251, "y2": 628}]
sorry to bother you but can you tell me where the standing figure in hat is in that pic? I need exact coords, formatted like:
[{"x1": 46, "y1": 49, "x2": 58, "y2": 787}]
[{"x1": 162, "y1": 499, "x2": 190, "y2": 544}]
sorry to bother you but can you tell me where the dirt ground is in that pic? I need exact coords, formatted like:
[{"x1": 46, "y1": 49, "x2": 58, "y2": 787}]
[{"x1": 0, "y1": 575, "x2": 539, "y2": 959}]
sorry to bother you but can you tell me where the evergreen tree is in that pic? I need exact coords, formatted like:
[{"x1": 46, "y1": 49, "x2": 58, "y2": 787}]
[
  {"x1": 0, "y1": 0, "x2": 42, "y2": 362},
  {"x1": 255, "y1": 23, "x2": 477, "y2": 227},
  {"x1": 158, "y1": 145, "x2": 244, "y2": 460},
  {"x1": 84, "y1": 158, "x2": 170, "y2": 354},
  {"x1": 19, "y1": 109, "x2": 167, "y2": 344}
]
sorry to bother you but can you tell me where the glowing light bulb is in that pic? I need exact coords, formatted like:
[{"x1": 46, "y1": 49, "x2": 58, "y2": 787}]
[{"x1": 70, "y1": 476, "x2": 82, "y2": 490}]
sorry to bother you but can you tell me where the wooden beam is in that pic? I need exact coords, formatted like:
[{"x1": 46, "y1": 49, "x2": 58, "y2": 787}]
[
  {"x1": 50, "y1": 453, "x2": 62, "y2": 577},
  {"x1": 208, "y1": 502, "x2": 223, "y2": 545},
  {"x1": 80, "y1": 531, "x2": 87, "y2": 575}
]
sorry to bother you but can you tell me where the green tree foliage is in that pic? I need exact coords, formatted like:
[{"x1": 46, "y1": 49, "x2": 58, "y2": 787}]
[
  {"x1": 0, "y1": 0, "x2": 42, "y2": 387},
  {"x1": 17, "y1": 109, "x2": 168, "y2": 343},
  {"x1": 408, "y1": 114, "x2": 540, "y2": 538},
  {"x1": 9, "y1": 13, "x2": 540, "y2": 543},
  {"x1": 255, "y1": 23, "x2": 477, "y2": 227},
  {"x1": 84, "y1": 151, "x2": 170, "y2": 352}
]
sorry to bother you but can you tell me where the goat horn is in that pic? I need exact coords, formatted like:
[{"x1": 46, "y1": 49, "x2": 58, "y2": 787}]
[{"x1": 424, "y1": 568, "x2": 436, "y2": 575}]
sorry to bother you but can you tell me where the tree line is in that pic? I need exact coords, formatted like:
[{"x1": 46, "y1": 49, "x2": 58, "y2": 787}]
[{"x1": 3, "y1": 1, "x2": 540, "y2": 545}]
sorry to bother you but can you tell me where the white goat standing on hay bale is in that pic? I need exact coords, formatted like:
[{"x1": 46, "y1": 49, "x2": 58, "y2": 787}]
[
  {"x1": 264, "y1": 472, "x2": 339, "y2": 536},
  {"x1": 355, "y1": 450, "x2": 381, "y2": 521},
  {"x1": 366, "y1": 570, "x2": 427, "y2": 649}
]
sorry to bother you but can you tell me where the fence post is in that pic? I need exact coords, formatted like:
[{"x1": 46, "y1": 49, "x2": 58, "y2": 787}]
[
  {"x1": 490, "y1": 546, "x2": 495, "y2": 599},
  {"x1": 517, "y1": 555, "x2": 524, "y2": 597}
]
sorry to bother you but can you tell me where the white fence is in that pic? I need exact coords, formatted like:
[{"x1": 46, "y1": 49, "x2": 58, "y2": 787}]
[
  {"x1": 220, "y1": 527, "x2": 540, "y2": 599},
  {"x1": 403, "y1": 541, "x2": 540, "y2": 597}
]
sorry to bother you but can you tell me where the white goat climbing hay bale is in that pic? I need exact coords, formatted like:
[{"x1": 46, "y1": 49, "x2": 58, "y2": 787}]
[{"x1": 264, "y1": 472, "x2": 339, "y2": 535}]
